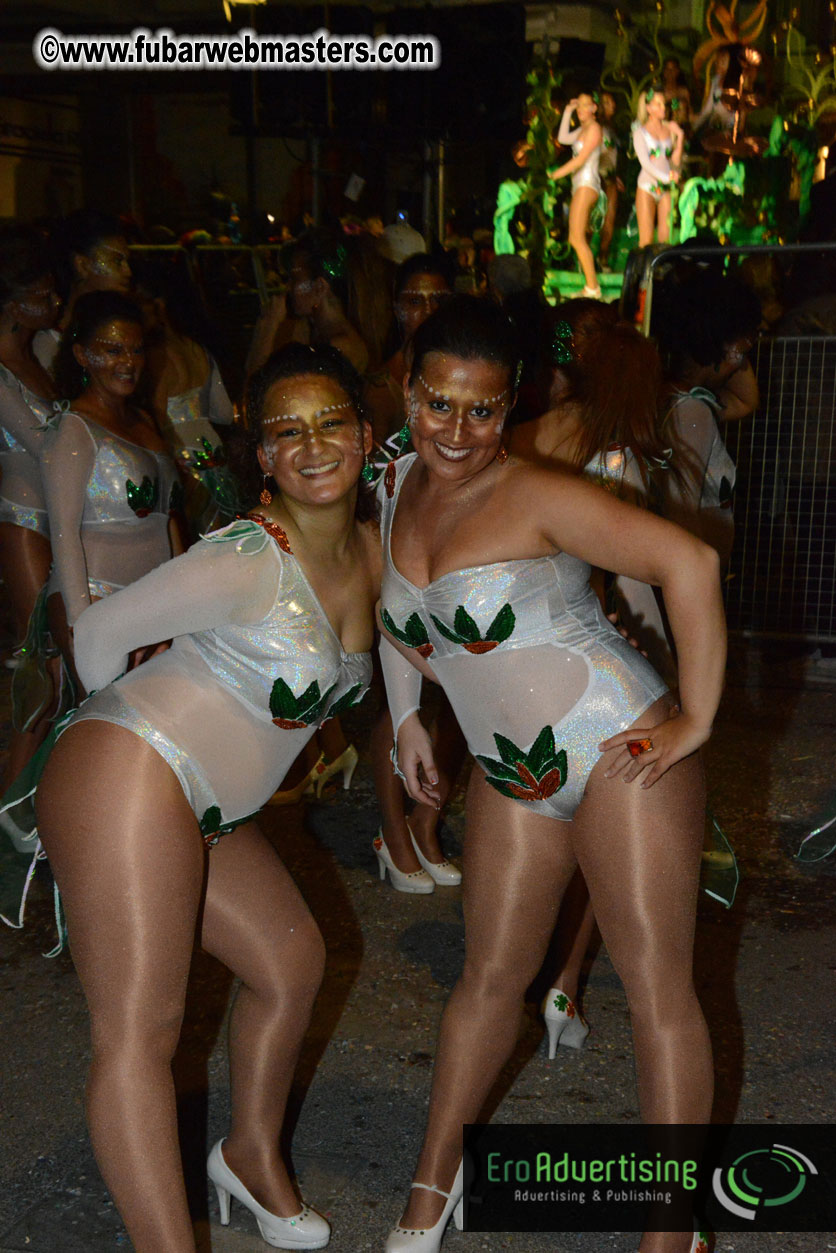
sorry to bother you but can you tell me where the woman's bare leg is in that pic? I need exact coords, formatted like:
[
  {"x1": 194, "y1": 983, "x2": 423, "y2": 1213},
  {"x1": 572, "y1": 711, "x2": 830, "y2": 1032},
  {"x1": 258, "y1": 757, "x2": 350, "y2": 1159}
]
[
  {"x1": 636, "y1": 189, "x2": 658, "y2": 248},
  {"x1": 199, "y1": 822, "x2": 326, "y2": 1215},
  {"x1": 568, "y1": 187, "x2": 600, "y2": 290},
  {"x1": 36, "y1": 723, "x2": 206, "y2": 1253}
]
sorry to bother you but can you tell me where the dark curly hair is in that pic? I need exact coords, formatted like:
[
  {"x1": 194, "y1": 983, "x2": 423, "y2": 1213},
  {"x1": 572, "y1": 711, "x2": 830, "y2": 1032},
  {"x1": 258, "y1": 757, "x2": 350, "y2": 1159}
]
[
  {"x1": 54, "y1": 290, "x2": 145, "y2": 400},
  {"x1": 233, "y1": 343, "x2": 377, "y2": 523}
]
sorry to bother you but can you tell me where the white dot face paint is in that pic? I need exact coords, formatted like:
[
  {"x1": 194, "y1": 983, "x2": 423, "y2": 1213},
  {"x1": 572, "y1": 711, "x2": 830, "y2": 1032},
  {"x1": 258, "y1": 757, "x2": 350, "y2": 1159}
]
[
  {"x1": 78, "y1": 319, "x2": 145, "y2": 394},
  {"x1": 407, "y1": 352, "x2": 512, "y2": 479},
  {"x1": 258, "y1": 373, "x2": 367, "y2": 504}
]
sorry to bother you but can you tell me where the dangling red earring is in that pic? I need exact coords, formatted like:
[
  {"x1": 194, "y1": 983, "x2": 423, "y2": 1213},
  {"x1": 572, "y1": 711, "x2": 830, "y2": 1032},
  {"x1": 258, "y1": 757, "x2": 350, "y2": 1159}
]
[
  {"x1": 260, "y1": 475, "x2": 273, "y2": 507},
  {"x1": 495, "y1": 445, "x2": 509, "y2": 465}
]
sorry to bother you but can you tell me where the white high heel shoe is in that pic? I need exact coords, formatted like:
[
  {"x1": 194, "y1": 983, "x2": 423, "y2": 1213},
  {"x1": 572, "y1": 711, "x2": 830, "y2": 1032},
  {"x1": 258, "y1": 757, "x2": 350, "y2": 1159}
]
[
  {"x1": 408, "y1": 825, "x2": 462, "y2": 886},
  {"x1": 384, "y1": 1160, "x2": 464, "y2": 1253},
  {"x1": 268, "y1": 754, "x2": 327, "y2": 806},
  {"x1": 207, "y1": 1139, "x2": 330, "y2": 1249},
  {"x1": 373, "y1": 831, "x2": 434, "y2": 894},
  {"x1": 542, "y1": 986, "x2": 590, "y2": 1058},
  {"x1": 315, "y1": 744, "x2": 358, "y2": 797}
]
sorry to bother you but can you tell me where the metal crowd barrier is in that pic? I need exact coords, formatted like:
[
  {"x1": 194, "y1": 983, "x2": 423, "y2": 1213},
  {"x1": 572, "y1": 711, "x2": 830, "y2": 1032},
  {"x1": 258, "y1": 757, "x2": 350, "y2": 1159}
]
[{"x1": 641, "y1": 243, "x2": 836, "y2": 644}]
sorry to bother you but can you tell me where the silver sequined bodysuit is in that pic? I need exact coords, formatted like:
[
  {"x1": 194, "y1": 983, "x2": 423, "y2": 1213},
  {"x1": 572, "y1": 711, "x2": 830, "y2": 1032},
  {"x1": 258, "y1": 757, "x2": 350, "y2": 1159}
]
[
  {"x1": 66, "y1": 517, "x2": 372, "y2": 840},
  {"x1": 40, "y1": 412, "x2": 181, "y2": 624},
  {"x1": 0, "y1": 363, "x2": 65, "y2": 537},
  {"x1": 379, "y1": 455, "x2": 668, "y2": 821}
]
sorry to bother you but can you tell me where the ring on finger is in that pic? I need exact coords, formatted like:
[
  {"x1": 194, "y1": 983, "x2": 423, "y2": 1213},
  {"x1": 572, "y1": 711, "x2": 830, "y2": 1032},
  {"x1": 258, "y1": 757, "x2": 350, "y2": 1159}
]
[{"x1": 627, "y1": 738, "x2": 653, "y2": 757}]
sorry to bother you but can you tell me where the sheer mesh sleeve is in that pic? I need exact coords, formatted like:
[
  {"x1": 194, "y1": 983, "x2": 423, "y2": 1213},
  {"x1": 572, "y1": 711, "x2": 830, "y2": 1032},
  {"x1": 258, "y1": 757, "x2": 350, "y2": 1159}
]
[
  {"x1": 40, "y1": 412, "x2": 97, "y2": 625},
  {"x1": 73, "y1": 521, "x2": 280, "y2": 693},
  {"x1": 0, "y1": 366, "x2": 49, "y2": 459},
  {"x1": 204, "y1": 354, "x2": 235, "y2": 426},
  {"x1": 379, "y1": 633, "x2": 423, "y2": 779},
  {"x1": 557, "y1": 108, "x2": 580, "y2": 147}
]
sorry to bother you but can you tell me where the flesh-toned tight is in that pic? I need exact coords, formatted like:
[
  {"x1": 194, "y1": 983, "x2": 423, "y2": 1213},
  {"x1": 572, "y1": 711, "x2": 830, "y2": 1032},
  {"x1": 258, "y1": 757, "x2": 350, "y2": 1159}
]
[
  {"x1": 399, "y1": 696, "x2": 711, "y2": 1253},
  {"x1": 36, "y1": 721, "x2": 326, "y2": 1253},
  {"x1": 637, "y1": 187, "x2": 673, "y2": 248},
  {"x1": 568, "y1": 184, "x2": 600, "y2": 290},
  {"x1": 0, "y1": 523, "x2": 56, "y2": 782}
]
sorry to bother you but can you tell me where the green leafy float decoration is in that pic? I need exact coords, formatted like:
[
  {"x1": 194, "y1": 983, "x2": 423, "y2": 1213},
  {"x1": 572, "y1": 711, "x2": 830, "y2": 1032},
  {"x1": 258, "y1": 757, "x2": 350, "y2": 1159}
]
[
  {"x1": 430, "y1": 604, "x2": 515, "y2": 654},
  {"x1": 269, "y1": 677, "x2": 364, "y2": 728},
  {"x1": 477, "y1": 725, "x2": 568, "y2": 802},
  {"x1": 380, "y1": 609, "x2": 433, "y2": 658}
]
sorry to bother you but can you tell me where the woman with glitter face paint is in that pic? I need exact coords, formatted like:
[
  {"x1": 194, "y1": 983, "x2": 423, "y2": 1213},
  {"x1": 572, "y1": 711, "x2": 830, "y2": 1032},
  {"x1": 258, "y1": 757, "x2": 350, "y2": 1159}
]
[
  {"x1": 377, "y1": 297, "x2": 723, "y2": 1253},
  {"x1": 364, "y1": 253, "x2": 454, "y2": 446},
  {"x1": 366, "y1": 251, "x2": 463, "y2": 894},
  {"x1": 0, "y1": 226, "x2": 64, "y2": 824},
  {"x1": 33, "y1": 210, "x2": 132, "y2": 376},
  {"x1": 40, "y1": 291, "x2": 183, "y2": 682},
  {"x1": 246, "y1": 232, "x2": 370, "y2": 380},
  {"x1": 27, "y1": 344, "x2": 379, "y2": 1252}
]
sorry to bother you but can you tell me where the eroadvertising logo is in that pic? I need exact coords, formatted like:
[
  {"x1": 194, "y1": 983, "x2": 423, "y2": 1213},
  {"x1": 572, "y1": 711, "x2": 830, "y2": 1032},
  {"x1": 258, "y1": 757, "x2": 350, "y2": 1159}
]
[
  {"x1": 712, "y1": 1143, "x2": 818, "y2": 1220},
  {"x1": 461, "y1": 1124, "x2": 836, "y2": 1234}
]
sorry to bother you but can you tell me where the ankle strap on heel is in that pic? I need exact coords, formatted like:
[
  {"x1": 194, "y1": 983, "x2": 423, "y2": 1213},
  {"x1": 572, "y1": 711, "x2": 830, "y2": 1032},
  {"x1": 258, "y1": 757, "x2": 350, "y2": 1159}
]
[{"x1": 411, "y1": 1181, "x2": 453, "y2": 1200}]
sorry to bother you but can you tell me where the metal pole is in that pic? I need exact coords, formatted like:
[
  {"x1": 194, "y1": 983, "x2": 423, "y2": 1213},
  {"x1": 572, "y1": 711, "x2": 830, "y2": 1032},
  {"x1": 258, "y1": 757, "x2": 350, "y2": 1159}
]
[
  {"x1": 436, "y1": 139, "x2": 445, "y2": 245},
  {"x1": 311, "y1": 134, "x2": 321, "y2": 225},
  {"x1": 422, "y1": 141, "x2": 433, "y2": 246}
]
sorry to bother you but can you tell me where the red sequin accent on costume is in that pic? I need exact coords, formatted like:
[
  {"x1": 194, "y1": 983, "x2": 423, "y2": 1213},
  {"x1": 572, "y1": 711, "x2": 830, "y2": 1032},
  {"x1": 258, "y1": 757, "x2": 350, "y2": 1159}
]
[
  {"x1": 247, "y1": 512, "x2": 293, "y2": 553},
  {"x1": 384, "y1": 461, "x2": 397, "y2": 498}
]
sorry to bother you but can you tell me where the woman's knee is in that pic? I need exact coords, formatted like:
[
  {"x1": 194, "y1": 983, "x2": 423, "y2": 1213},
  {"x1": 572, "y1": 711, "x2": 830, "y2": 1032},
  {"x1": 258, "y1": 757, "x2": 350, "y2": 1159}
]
[
  {"x1": 88, "y1": 997, "x2": 186, "y2": 1066},
  {"x1": 252, "y1": 915, "x2": 326, "y2": 1004}
]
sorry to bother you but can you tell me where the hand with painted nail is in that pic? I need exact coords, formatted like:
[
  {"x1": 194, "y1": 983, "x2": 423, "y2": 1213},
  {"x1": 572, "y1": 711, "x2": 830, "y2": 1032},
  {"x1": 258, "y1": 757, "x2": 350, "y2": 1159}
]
[
  {"x1": 396, "y1": 711, "x2": 441, "y2": 807},
  {"x1": 598, "y1": 706, "x2": 711, "y2": 787}
]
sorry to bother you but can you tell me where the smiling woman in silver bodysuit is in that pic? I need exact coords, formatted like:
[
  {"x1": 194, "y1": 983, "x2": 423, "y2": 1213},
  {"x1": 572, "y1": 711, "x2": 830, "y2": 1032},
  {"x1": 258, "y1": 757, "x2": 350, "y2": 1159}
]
[
  {"x1": 377, "y1": 297, "x2": 725, "y2": 1253},
  {"x1": 32, "y1": 344, "x2": 380, "y2": 1253}
]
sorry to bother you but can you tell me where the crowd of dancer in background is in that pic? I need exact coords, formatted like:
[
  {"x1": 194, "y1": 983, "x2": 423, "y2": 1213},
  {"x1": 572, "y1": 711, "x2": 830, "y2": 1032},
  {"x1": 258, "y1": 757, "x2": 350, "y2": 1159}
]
[{"x1": 0, "y1": 198, "x2": 774, "y2": 1253}]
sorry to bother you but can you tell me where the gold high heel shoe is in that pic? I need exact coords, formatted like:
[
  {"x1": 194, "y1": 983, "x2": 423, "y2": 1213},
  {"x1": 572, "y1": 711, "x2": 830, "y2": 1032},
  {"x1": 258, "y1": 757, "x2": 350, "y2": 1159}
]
[
  {"x1": 314, "y1": 744, "x2": 358, "y2": 798},
  {"x1": 267, "y1": 754, "x2": 326, "y2": 806}
]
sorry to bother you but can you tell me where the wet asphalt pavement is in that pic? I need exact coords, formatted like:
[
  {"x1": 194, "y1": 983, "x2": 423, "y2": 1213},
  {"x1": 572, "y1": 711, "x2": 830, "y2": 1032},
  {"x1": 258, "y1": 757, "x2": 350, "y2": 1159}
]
[{"x1": 1, "y1": 637, "x2": 835, "y2": 1253}]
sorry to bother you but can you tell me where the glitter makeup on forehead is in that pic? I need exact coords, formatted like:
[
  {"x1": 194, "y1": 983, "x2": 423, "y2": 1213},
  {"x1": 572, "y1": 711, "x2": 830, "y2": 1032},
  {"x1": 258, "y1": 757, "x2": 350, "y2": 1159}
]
[
  {"x1": 416, "y1": 372, "x2": 510, "y2": 409},
  {"x1": 261, "y1": 400, "x2": 354, "y2": 427},
  {"x1": 89, "y1": 243, "x2": 131, "y2": 277}
]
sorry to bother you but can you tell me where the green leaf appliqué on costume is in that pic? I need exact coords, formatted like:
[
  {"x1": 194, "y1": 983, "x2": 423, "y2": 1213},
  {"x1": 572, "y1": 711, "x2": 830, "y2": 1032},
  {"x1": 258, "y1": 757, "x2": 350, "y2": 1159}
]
[
  {"x1": 430, "y1": 603, "x2": 515, "y2": 654},
  {"x1": 477, "y1": 725, "x2": 568, "y2": 802},
  {"x1": 380, "y1": 608, "x2": 433, "y2": 657},
  {"x1": 126, "y1": 475, "x2": 159, "y2": 518},
  {"x1": 269, "y1": 677, "x2": 337, "y2": 728},
  {"x1": 199, "y1": 804, "x2": 261, "y2": 847}
]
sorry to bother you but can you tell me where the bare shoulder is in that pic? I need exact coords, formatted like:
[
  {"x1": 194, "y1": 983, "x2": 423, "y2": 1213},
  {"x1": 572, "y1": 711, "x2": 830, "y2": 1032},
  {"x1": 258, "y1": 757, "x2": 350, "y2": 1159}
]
[
  {"x1": 358, "y1": 515, "x2": 383, "y2": 582},
  {"x1": 501, "y1": 454, "x2": 581, "y2": 501}
]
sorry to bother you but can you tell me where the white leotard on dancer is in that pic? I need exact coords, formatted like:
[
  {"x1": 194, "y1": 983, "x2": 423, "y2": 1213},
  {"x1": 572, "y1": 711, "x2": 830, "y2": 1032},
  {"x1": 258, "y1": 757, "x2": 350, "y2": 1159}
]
[
  {"x1": 69, "y1": 516, "x2": 372, "y2": 833},
  {"x1": 378, "y1": 455, "x2": 667, "y2": 821},
  {"x1": 557, "y1": 110, "x2": 602, "y2": 194},
  {"x1": 40, "y1": 411, "x2": 180, "y2": 624},
  {"x1": 0, "y1": 363, "x2": 64, "y2": 537},
  {"x1": 633, "y1": 123, "x2": 675, "y2": 202}
]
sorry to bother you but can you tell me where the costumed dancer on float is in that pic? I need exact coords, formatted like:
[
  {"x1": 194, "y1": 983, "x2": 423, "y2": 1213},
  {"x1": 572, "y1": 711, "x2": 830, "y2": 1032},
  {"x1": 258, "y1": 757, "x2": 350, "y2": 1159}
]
[
  {"x1": 17, "y1": 345, "x2": 379, "y2": 1253},
  {"x1": 548, "y1": 93, "x2": 604, "y2": 298},
  {"x1": 378, "y1": 297, "x2": 722, "y2": 1253},
  {"x1": 632, "y1": 86, "x2": 685, "y2": 247}
]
